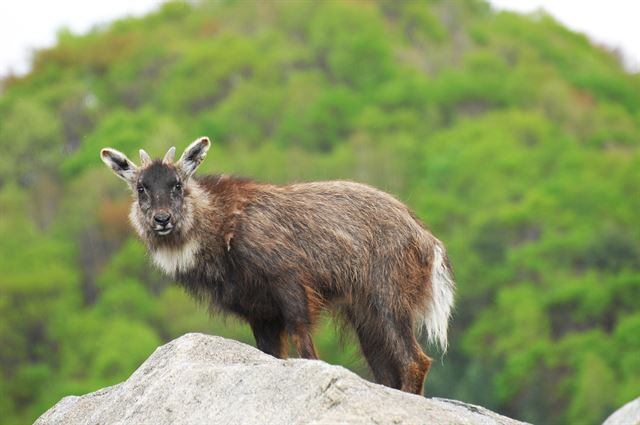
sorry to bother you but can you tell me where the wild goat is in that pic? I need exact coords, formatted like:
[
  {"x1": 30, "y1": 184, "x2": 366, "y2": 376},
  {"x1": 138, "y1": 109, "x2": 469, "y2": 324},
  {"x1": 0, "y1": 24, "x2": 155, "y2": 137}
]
[{"x1": 100, "y1": 137, "x2": 455, "y2": 394}]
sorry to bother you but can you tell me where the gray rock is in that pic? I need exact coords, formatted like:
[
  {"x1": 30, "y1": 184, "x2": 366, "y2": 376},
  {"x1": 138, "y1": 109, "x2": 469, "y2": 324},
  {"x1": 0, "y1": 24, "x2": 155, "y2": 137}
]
[
  {"x1": 603, "y1": 397, "x2": 640, "y2": 425},
  {"x1": 35, "y1": 333, "x2": 528, "y2": 425}
]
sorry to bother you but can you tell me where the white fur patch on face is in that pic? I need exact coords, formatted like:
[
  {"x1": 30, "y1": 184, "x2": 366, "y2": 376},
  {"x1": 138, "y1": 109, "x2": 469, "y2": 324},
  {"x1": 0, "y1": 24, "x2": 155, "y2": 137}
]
[{"x1": 151, "y1": 239, "x2": 200, "y2": 277}]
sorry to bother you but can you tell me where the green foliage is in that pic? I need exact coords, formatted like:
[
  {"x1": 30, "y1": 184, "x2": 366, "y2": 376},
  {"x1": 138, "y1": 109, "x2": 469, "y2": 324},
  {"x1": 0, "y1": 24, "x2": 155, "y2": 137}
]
[
  {"x1": 0, "y1": 99, "x2": 63, "y2": 182},
  {"x1": 1, "y1": 1, "x2": 639, "y2": 424},
  {"x1": 308, "y1": 2, "x2": 393, "y2": 90},
  {"x1": 568, "y1": 352, "x2": 616, "y2": 425}
]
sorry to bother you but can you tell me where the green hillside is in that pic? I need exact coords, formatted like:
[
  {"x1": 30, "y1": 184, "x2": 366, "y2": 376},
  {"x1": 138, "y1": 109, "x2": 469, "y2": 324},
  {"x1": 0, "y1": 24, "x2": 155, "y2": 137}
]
[{"x1": 1, "y1": 1, "x2": 639, "y2": 424}]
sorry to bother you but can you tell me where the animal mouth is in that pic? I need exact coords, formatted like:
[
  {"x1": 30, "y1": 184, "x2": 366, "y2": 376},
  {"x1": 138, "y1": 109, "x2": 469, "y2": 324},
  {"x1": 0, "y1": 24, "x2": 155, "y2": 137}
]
[{"x1": 154, "y1": 225, "x2": 174, "y2": 236}]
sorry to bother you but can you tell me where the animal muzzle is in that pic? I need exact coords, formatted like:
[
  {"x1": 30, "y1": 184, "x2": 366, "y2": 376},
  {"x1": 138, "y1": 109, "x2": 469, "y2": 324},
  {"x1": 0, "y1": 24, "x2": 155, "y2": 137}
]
[{"x1": 153, "y1": 211, "x2": 174, "y2": 235}]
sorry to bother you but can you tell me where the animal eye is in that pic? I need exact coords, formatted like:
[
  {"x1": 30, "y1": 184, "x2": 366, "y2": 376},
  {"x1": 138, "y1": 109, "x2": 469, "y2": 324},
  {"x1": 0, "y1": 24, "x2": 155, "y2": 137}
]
[
  {"x1": 175, "y1": 183, "x2": 182, "y2": 191},
  {"x1": 137, "y1": 186, "x2": 145, "y2": 194}
]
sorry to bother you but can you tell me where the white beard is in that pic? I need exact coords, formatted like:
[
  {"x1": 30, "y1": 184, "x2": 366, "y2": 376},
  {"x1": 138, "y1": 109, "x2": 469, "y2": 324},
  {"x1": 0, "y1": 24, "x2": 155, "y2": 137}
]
[{"x1": 150, "y1": 239, "x2": 201, "y2": 277}]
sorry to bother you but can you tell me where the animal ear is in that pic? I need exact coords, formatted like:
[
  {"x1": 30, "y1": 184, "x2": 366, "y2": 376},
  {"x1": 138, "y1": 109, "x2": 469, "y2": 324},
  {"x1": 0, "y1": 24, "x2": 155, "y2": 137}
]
[
  {"x1": 139, "y1": 149, "x2": 152, "y2": 167},
  {"x1": 177, "y1": 137, "x2": 210, "y2": 179},
  {"x1": 100, "y1": 148, "x2": 138, "y2": 186},
  {"x1": 162, "y1": 146, "x2": 176, "y2": 164}
]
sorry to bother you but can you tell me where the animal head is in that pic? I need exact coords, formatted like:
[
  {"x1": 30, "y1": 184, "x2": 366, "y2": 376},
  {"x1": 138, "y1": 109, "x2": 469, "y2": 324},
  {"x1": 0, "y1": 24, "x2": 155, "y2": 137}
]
[{"x1": 100, "y1": 137, "x2": 210, "y2": 239}]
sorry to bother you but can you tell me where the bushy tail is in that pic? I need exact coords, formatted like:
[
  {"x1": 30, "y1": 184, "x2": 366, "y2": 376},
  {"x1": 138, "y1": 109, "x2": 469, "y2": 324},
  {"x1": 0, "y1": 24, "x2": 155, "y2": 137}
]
[{"x1": 421, "y1": 242, "x2": 455, "y2": 353}]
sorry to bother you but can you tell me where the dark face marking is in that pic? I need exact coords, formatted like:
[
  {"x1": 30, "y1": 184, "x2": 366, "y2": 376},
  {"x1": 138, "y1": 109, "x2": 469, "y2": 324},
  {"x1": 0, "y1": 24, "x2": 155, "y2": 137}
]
[{"x1": 136, "y1": 162, "x2": 185, "y2": 236}]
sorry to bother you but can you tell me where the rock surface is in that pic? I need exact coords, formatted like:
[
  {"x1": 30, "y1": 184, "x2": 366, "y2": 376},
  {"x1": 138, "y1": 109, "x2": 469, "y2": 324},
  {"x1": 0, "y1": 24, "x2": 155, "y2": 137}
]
[
  {"x1": 603, "y1": 396, "x2": 640, "y2": 425},
  {"x1": 35, "y1": 333, "x2": 528, "y2": 425}
]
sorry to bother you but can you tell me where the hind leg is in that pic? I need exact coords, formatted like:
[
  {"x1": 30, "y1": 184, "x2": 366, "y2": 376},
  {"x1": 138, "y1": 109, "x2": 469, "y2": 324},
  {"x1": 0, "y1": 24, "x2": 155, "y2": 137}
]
[
  {"x1": 347, "y1": 307, "x2": 403, "y2": 389},
  {"x1": 388, "y1": 318, "x2": 432, "y2": 394},
  {"x1": 400, "y1": 338, "x2": 432, "y2": 394},
  {"x1": 352, "y1": 321, "x2": 400, "y2": 389},
  {"x1": 349, "y1": 307, "x2": 432, "y2": 394}
]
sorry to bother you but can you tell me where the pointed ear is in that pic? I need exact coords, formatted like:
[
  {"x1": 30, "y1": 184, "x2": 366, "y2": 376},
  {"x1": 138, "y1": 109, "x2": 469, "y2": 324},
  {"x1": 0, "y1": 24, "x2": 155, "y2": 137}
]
[
  {"x1": 162, "y1": 146, "x2": 176, "y2": 164},
  {"x1": 176, "y1": 137, "x2": 210, "y2": 180},
  {"x1": 139, "y1": 149, "x2": 152, "y2": 167},
  {"x1": 100, "y1": 148, "x2": 138, "y2": 186}
]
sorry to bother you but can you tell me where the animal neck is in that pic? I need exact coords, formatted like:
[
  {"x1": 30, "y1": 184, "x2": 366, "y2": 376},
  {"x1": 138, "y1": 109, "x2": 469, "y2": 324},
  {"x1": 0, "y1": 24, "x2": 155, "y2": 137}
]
[{"x1": 150, "y1": 238, "x2": 201, "y2": 277}]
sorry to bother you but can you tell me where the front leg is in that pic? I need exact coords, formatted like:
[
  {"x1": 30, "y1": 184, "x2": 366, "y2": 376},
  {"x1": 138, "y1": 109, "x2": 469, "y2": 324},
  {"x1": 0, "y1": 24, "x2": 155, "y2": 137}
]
[
  {"x1": 288, "y1": 323, "x2": 318, "y2": 360},
  {"x1": 276, "y1": 283, "x2": 320, "y2": 360},
  {"x1": 249, "y1": 317, "x2": 288, "y2": 359}
]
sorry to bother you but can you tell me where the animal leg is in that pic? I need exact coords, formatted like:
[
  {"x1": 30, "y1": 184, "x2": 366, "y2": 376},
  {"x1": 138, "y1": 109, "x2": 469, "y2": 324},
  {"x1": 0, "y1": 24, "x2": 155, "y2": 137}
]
[
  {"x1": 399, "y1": 339, "x2": 432, "y2": 394},
  {"x1": 249, "y1": 317, "x2": 288, "y2": 359},
  {"x1": 390, "y1": 322, "x2": 432, "y2": 394},
  {"x1": 276, "y1": 283, "x2": 319, "y2": 360},
  {"x1": 355, "y1": 326, "x2": 400, "y2": 388},
  {"x1": 346, "y1": 308, "x2": 398, "y2": 388},
  {"x1": 350, "y1": 306, "x2": 431, "y2": 394},
  {"x1": 289, "y1": 324, "x2": 318, "y2": 359}
]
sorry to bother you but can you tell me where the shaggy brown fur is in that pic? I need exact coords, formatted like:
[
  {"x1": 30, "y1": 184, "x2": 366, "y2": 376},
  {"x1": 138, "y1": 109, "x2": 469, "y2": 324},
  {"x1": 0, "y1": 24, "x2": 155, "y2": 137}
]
[{"x1": 100, "y1": 138, "x2": 455, "y2": 395}]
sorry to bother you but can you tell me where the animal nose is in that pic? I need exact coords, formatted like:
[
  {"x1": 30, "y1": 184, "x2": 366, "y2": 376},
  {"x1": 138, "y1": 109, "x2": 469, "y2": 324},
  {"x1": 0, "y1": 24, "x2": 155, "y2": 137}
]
[{"x1": 154, "y1": 212, "x2": 171, "y2": 225}]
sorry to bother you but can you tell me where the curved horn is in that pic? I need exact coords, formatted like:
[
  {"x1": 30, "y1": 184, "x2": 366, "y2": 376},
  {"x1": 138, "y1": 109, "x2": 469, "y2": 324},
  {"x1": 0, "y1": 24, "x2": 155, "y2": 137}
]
[
  {"x1": 163, "y1": 146, "x2": 176, "y2": 164},
  {"x1": 139, "y1": 149, "x2": 152, "y2": 167}
]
